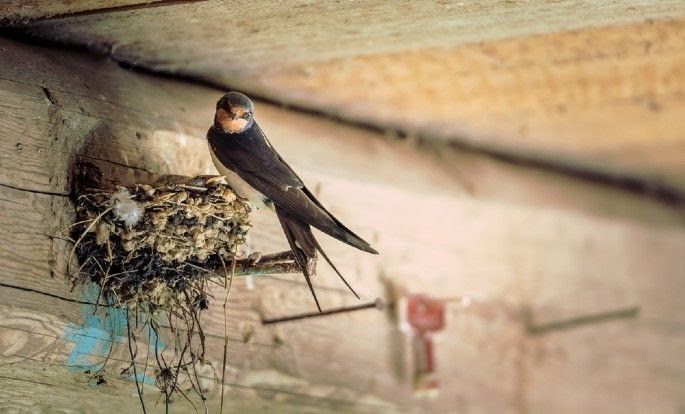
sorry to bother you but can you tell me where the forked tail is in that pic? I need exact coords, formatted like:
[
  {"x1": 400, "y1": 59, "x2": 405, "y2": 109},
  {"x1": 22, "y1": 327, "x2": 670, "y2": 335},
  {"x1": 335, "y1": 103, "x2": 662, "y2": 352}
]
[{"x1": 275, "y1": 206, "x2": 359, "y2": 312}]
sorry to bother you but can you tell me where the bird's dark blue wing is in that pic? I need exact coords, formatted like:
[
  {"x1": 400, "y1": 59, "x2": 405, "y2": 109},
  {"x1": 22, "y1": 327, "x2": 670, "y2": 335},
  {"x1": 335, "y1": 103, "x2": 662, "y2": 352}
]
[
  {"x1": 208, "y1": 123, "x2": 377, "y2": 254},
  {"x1": 208, "y1": 124, "x2": 302, "y2": 190}
]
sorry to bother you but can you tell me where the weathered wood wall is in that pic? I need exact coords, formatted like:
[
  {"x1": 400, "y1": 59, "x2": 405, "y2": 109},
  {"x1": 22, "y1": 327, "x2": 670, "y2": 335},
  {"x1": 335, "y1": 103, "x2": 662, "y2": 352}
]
[{"x1": 0, "y1": 36, "x2": 684, "y2": 412}]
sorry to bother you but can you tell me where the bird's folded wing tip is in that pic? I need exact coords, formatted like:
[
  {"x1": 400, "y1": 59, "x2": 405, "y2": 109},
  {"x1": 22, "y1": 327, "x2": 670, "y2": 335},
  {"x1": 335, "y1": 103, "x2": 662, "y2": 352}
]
[{"x1": 366, "y1": 246, "x2": 380, "y2": 255}]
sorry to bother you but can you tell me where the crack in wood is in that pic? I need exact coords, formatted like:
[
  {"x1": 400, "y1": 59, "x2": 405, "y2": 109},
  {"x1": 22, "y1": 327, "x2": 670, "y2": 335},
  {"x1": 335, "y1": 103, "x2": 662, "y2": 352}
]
[
  {"x1": 0, "y1": 197, "x2": 24, "y2": 206},
  {"x1": 41, "y1": 86, "x2": 56, "y2": 105},
  {"x1": 0, "y1": 182, "x2": 69, "y2": 197},
  {"x1": 78, "y1": 154, "x2": 155, "y2": 174},
  {"x1": 0, "y1": 374, "x2": 57, "y2": 388},
  {"x1": 0, "y1": 282, "x2": 106, "y2": 307}
]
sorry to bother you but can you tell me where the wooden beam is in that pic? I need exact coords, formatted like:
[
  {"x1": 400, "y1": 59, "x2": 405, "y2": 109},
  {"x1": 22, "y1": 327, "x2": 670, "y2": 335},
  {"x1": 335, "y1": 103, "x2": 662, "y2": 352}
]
[
  {"x1": 13, "y1": 1, "x2": 682, "y2": 68},
  {"x1": 6, "y1": 1, "x2": 685, "y2": 193},
  {"x1": 250, "y1": 19, "x2": 685, "y2": 193}
]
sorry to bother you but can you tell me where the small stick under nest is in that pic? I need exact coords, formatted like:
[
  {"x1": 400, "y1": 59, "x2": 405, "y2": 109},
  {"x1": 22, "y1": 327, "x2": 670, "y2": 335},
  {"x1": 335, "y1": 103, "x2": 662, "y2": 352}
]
[{"x1": 67, "y1": 164, "x2": 300, "y2": 412}]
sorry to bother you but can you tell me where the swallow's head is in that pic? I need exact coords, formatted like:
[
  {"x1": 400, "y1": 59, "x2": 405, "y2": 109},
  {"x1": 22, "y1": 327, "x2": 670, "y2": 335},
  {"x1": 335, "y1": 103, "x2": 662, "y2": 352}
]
[{"x1": 214, "y1": 91, "x2": 255, "y2": 134}]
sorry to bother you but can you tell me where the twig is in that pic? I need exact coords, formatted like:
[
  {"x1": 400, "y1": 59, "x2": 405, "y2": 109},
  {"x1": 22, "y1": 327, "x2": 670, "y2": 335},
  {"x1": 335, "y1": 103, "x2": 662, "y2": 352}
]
[
  {"x1": 523, "y1": 305, "x2": 640, "y2": 335},
  {"x1": 169, "y1": 339, "x2": 190, "y2": 404},
  {"x1": 126, "y1": 309, "x2": 147, "y2": 414},
  {"x1": 67, "y1": 207, "x2": 112, "y2": 273},
  {"x1": 142, "y1": 321, "x2": 152, "y2": 398},
  {"x1": 262, "y1": 298, "x2": 384, "y2": 325},
  {"x1": 211, "y1": 250, "x2": 300, "y2": 277},
  {"x1": 90, "y1": 328, "x2": 114, "y2": 379},
  {"x1": 190, "y1": 359, "x2": 208, "y2": 414},
  {"x1": 92, "y1": 252, "x2": 112, "y2": 315},
  {"x1": 219, "y1": 252, "x2": 235, "y2": 414}
]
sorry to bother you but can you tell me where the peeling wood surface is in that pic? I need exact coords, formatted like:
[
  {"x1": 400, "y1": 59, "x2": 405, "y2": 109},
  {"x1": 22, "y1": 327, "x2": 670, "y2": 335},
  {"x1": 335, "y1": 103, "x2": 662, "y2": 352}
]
[
  {"x1": 0, "y1": 38, "x2": 684, "y2": 412},
  {"x1": 6, "y1": 0, "x2": 685, "y2": 194}
]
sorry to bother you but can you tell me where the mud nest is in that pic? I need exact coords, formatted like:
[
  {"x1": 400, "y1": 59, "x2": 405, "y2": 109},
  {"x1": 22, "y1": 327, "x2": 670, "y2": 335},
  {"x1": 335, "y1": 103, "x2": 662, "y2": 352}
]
[
  {"x1": 66, "y1": 170, "x2": 259, "y2": 410},
  {"x1": 70, "y1": 175, "x2": 250, "y2": 311}
]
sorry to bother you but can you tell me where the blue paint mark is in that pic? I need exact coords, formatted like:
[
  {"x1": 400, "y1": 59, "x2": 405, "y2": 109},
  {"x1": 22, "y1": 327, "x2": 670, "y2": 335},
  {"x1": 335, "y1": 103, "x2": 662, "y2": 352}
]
[
  {"x1": 130, "y1": 372, "x2": 156, "y2": 386},
  {"x1": 64, "y1": 283, "x2": 126, "y2": 372},
  {"x1": 64, "y1": 283, "x2": 165, "y2": 387}
]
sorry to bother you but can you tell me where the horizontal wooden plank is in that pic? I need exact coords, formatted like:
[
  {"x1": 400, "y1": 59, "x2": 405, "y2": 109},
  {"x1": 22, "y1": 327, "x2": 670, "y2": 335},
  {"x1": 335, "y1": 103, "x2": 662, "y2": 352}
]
[
  {"x1": 251, "y1": 20, "x2": 685, "y2": 193},
  {"x1": 16, "y1": 1, "x2": 682, "y2": 69},
  {"x1": 8, "y1": 1, "x2": 685, "y2": 194}
]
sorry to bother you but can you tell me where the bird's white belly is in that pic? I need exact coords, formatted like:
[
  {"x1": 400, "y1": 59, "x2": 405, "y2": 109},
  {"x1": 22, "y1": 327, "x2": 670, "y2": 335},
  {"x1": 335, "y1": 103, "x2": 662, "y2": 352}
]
[{"x1": 209, "y1": 148, "x2": 268, "y2": 210}]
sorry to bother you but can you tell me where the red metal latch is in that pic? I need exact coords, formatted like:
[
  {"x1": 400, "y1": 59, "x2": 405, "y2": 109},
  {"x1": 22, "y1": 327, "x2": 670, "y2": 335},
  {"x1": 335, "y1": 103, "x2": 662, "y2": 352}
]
[{"x1": 400, "y1": 294, "x2": 445, "y2": 397}]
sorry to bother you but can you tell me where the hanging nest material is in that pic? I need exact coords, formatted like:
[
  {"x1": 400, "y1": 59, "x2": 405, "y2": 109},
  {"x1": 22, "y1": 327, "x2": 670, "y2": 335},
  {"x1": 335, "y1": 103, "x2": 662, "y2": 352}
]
[
  {"x1": 66, "y1": 163, "x2": 300, "y2": 411},
  {"x1": 71, "y1": 175, "x2": 250, "y2": 310}
]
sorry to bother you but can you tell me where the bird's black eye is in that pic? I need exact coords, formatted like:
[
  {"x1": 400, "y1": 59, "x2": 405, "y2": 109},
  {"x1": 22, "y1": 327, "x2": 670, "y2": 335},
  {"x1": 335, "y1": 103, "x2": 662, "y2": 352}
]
[{"x1": 241, "y1": 112, "x2": 251, "y2": 119}]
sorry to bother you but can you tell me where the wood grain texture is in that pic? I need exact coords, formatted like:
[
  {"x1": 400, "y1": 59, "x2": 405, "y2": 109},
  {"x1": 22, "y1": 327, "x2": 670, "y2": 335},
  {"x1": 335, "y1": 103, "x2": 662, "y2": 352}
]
[
  {"x1": 0, "y1": 1, "x2": 170, "y2": 21},
  {"x1": 16, "y1": 0, "x2": 682, "y2": 69},
  {"x1": 0, "y1": 37, "x2": 684, "y2": 412},
  {"x1": 251, "y1": 20, "x2": 685, "y2": 192},
  {"x1": 8, "y1": 0, "x2": 685, "y2": 193}
]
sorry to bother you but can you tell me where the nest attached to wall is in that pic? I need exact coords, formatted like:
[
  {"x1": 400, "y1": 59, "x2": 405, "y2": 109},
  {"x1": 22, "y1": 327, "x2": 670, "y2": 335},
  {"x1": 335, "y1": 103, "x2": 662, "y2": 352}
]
[
  {"x1": 67, "y1": 163, "x2": 300, "y2": 411},
  {"x1": 71, "y1": 175, "x2": 250, "y2": 311},
  {"x1": 67, "y1": 167, "x2": 255, "y2": 410}
]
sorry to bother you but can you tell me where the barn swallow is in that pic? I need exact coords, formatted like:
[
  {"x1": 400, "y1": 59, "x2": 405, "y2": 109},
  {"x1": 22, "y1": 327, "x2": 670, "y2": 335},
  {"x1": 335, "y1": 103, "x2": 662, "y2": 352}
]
[{"x1": 207, "y1": 92, "x2": 378, "y2": 311}]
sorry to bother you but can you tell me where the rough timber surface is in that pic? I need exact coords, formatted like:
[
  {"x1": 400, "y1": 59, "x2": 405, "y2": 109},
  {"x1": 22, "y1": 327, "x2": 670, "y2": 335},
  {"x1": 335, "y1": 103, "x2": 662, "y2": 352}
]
[
  {"x1": 0, "y1": 1, "x2": 170, "y2": 21},
  {"x1": 8, "y1": 0, "x2": 685, "y2": 193},
  {"x1": 0, "y1": 38, "x2": 684, "y2": 413}
]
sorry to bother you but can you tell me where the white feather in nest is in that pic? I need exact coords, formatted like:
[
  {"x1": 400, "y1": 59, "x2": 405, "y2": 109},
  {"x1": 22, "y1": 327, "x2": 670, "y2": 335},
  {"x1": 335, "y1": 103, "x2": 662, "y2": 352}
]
[{"x1": 111, "y1": 188, "x2": 144, "y2": 227}]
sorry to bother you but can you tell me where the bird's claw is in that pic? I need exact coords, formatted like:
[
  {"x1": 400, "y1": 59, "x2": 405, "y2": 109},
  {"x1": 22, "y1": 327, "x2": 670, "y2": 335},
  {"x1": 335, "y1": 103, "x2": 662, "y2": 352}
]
[{"x1": 248, "y1": 251, "x2": 262, "y2": 264}]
